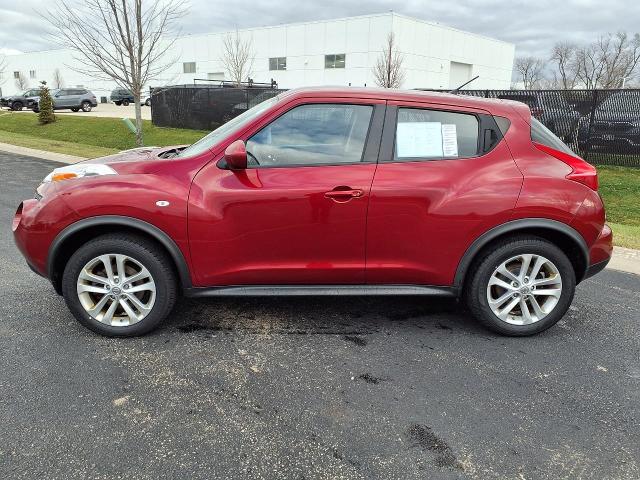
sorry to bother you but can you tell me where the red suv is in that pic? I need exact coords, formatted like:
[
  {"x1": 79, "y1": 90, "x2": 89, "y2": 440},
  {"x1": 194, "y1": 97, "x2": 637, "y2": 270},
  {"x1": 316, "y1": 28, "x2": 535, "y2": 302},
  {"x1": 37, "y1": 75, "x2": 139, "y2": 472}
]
[{"x1": 13, "y1": 87, "x2": 612, "y2": 337}]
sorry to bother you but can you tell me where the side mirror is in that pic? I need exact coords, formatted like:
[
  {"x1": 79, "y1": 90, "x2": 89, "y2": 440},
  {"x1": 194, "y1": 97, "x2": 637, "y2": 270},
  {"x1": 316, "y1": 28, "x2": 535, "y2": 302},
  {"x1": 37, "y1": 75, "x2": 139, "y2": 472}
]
[{"x1": 224, "y1": 139, "x2": 248, "y2": 170}]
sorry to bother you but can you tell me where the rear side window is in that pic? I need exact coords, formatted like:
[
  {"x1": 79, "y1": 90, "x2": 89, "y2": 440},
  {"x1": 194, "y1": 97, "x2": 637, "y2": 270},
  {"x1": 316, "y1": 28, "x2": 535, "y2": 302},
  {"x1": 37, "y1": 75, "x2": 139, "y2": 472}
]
[
  {"x1": 395, "y1": 107, "x2": 479, "y2": 160},
  {"x1": 530, "y1": 118, "x2": 574, "y2": 155}
]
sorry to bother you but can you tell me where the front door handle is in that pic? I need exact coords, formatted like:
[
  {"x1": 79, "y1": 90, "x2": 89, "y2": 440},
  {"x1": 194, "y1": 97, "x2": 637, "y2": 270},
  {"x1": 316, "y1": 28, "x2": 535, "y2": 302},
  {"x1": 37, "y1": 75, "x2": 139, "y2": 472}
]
[{"x1": 324, "y1": 188, "x2": 364, "y2": 201}]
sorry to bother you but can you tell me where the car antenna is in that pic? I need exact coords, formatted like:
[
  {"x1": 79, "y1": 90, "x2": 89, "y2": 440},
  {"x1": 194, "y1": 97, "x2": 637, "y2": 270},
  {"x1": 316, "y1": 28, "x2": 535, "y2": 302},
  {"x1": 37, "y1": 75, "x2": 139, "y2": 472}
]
[{"x1": 449, "y1": 75, "x2": 479, "y2": 94}]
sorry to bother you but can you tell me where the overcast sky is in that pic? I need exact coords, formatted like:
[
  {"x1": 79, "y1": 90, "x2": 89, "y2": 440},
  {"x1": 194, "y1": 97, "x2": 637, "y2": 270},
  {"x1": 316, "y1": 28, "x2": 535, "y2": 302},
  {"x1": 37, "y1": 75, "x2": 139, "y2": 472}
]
[{"x1": 1, "y1": 0, "x2": 639, "y2": 58}]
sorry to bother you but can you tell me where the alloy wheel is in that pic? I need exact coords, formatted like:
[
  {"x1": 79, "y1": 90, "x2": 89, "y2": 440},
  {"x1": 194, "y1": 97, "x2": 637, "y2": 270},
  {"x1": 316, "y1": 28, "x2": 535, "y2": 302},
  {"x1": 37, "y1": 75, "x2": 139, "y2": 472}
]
[
  {"x1": 76, "y1": 254, "x2": 156, "y2": 326},
  {"x1": 486, "y1": 254, "x2": 563, "y2": 325}
]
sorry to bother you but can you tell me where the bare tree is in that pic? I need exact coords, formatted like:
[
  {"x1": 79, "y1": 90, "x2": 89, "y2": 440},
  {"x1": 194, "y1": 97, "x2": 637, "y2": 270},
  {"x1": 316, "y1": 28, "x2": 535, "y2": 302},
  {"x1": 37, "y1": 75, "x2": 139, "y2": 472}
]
[
  {"x1": 573, "y1": 32, "x2": 640, "y2": 88},
  {"x1": 52, "y1": 68, "x2": 65, "y2": 89},
  {"x1": 220, "y1": 30, "x2": 255, "y2": 86},
  {"x1": 44, "y1": 0, "x2": 184, "y2": 146},
  {"x1": 514, "y1": 56, "x2": 545, "y2": 89},
  {"x1": 372, "y1": 32, "x2": 405, "y2": 89},
  {"x1": 550, "y1": 42, "x2": 579, "y2": 89},
  {"x1": 15, "y1": 71, "x2": 28, "y2": 90}
]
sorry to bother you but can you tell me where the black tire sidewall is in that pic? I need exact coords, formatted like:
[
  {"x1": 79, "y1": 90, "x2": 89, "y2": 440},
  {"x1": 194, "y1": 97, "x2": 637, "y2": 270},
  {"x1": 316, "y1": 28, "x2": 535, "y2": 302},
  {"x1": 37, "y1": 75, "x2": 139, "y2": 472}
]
[
  {"x1": 81, "y1": 101, "x2": 91, "y2": 112},
  {"x1": 122, "y1": 100, "x2": 130, "y2": 106},
  {"x1": 62, "y1": 236, "x2": 176, "y2": 337},
  {"x1": 12, "y1": 102, "x2": 23, "y2": 111},
  {"x1": 468, "y1": 239, "x2": 576, "y2": 336}
]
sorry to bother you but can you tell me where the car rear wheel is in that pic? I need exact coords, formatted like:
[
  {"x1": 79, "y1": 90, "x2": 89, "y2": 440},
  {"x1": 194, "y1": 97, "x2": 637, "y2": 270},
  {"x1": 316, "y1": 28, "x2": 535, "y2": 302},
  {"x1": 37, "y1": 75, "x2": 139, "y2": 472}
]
[
  {"x1": 71, "y1": 107, "x2": 80, "y2": 112},
  {"x1": 465, "y1": 237, "x2": 575, "y2": 336},
  {"x1": 12, "y1": 101, "x2": 23, "y2": 111},
  {"x1": 61, "y1": 234, "x2": 177, "y2": 337},
  {"x1": 81, "y1": 101, "x2": 92, "y2": 112}
]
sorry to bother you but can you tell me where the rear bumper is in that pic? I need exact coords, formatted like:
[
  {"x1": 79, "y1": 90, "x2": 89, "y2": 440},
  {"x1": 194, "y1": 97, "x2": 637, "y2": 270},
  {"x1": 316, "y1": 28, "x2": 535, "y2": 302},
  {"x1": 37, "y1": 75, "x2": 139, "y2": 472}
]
[{"x1": 584, "y1": 224, "x2": 613, "y2": 280}]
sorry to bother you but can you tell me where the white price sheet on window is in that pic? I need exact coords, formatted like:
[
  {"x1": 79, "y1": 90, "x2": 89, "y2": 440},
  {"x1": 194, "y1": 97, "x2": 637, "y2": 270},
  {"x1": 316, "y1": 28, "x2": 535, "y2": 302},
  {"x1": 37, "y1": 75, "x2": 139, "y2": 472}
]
[
  {"x1": 396, "y1": 122, "x2": 443, "y2": 158},
  {"x1": 441, "y1": 124, "x2": 458, "y2": 157},
  {"x1": 396, "y1": 122, "x2": 459, "y2": 158}
]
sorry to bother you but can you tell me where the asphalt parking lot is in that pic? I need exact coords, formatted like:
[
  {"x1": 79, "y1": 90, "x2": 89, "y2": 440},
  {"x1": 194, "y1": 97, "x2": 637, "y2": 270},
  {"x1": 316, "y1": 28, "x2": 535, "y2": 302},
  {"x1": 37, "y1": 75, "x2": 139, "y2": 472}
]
[{"x1": 1, "y1": 152, "x2": 639, "y2": 479}]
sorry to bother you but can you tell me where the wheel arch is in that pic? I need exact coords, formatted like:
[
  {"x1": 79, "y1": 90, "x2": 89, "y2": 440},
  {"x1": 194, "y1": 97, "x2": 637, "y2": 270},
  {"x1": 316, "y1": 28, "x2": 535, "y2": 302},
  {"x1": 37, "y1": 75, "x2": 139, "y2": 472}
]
[
  {"x1": 454, "y1": 218, "x2": 589, "y2": 291},
  {"x1": 48, "y1": 216, "x2": 192, "y2": 294}
]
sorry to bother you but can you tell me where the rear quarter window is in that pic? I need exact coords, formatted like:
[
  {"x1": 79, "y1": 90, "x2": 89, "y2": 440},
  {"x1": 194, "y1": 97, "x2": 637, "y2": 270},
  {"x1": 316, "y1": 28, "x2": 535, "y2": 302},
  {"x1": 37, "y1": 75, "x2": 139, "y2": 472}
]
[{"x1": 530, "y1": 117, "x2": 574, "y2": 155}]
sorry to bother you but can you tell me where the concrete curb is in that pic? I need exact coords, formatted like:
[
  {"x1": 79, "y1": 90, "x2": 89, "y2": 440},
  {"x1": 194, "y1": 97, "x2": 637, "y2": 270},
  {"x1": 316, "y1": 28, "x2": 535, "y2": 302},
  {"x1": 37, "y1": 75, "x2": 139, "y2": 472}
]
[
  {"x1": 608, "y1": 246, "x2": 640, "y2": 276},
  {"x1": 0, "y1": 142, "x2": 86, "y2": 164}
]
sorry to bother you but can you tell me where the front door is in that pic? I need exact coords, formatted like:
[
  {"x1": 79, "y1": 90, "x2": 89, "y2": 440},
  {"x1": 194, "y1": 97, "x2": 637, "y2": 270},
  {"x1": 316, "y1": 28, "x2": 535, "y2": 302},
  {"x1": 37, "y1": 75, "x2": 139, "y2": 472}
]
[{"x1": 189, "y1": 99, "x2": 385, "y2": 286}]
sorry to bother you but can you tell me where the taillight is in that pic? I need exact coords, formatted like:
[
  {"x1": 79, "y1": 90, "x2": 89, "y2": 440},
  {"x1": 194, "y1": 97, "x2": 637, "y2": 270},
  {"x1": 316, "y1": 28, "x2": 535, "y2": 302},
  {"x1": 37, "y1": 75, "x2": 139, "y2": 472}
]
[{"x1": 533, "y1": 142, "x2": 598, "y2": 191}]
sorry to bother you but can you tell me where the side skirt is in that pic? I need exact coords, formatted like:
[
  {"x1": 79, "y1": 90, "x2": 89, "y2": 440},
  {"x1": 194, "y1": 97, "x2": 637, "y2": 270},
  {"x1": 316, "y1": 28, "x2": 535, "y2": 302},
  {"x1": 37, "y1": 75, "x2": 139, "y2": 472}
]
[{"x1": 183, "y1": 285, "x2": 457, "y2": 298}]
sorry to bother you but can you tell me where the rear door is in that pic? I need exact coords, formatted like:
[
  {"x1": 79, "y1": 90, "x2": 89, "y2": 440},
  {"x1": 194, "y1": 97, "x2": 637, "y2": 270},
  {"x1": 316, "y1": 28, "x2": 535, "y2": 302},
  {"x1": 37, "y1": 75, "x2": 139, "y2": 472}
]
[{"x1": 366, "y1": 101, "x2": 523, "y2": 286}]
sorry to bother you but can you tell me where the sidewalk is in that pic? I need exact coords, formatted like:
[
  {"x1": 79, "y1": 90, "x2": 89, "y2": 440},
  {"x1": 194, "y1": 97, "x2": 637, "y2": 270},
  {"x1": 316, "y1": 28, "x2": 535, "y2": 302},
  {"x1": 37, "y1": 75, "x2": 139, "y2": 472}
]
[
  {"x1": 609, "y1": 246, "x2": 640, "y2": 276},
  {"x1": 0, "y1": 142, "x2": 85, "y2": 164}
]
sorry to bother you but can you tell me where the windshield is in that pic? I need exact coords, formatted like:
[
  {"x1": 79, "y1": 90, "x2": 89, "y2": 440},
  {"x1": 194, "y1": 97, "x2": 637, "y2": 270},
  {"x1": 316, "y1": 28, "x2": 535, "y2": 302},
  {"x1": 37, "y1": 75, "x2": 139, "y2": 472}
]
[
  {"x1": 176, "y1": 95, "x2": 280, "y2": 158},
  {"x1": 600, "y1": 92, "x2": 640, "y2": 112}
]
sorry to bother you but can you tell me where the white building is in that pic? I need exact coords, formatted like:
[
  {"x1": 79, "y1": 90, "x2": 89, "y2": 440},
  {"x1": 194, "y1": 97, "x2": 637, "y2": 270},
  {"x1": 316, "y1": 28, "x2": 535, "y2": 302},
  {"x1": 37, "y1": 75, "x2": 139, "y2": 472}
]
[{"x1": 0, "y1": 12, "x2": 515, "y2": 99}]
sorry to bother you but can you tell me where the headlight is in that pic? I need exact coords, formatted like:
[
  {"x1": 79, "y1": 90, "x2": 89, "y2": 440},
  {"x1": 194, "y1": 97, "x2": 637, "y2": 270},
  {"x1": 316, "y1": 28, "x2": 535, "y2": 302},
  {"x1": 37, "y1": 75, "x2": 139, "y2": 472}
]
[{"x1": 43, "y1": 164, "x2": 117, "y2": 183}]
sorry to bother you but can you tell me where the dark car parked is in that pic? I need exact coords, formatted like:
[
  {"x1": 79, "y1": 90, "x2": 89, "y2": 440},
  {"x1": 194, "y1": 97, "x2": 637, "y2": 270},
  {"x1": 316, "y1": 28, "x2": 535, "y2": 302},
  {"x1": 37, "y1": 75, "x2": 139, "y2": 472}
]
[
  {"x1": 578, "y1": 91, "x2": 640, "y2": 152},
  {"x1": 0, "y1": 88, "x2": 43, "y2": 111},
  {"x1": 111, "y1": 88, "x2": 152, "y2": 106},
  {"x1": 31, "y1": 88, "x2": 98, "y2": 113},
  {"x1": 497, "y1": 91, "x2": 581, "y2": 142}
]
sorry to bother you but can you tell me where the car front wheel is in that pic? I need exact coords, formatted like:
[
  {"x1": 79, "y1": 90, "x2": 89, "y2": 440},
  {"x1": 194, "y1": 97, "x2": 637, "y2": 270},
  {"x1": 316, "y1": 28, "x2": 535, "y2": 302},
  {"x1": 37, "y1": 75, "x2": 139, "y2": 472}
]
[
  {"x1": 12, "y1": 101, "x2": 23, "y2": 111},
  {"x1": 62, "y1": 234, "x2": 177, "y2": 337},
  {"x1": 465, "y1": 237, "x2": 575, "y2": 336},
  {"x1": 122, "y1": 100, "x2": 130, "y2": 106}
]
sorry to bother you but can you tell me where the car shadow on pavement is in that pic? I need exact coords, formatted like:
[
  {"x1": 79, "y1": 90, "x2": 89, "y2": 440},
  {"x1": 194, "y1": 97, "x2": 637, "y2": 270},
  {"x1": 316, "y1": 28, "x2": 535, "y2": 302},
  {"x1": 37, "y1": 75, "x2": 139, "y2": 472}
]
[{"x1": 169, "y1": 295, "x2": 483, "y2": 336}]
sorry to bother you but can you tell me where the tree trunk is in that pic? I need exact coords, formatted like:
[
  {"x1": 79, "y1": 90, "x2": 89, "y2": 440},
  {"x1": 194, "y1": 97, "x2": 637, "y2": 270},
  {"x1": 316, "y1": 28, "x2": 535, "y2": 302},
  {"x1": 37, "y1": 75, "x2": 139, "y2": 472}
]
[{"x1": 133, "y1": 92, "x2": 143, "y2": 146}]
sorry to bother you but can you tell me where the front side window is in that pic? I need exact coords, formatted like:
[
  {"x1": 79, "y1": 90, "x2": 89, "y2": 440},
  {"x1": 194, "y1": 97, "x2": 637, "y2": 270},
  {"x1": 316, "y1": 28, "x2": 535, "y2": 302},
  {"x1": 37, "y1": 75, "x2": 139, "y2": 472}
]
[
  {"x1": 269, "y1": 57, "x2": 286, "y2": 71},
  {"x1": 394, "y1": 108, "x2": 479, "y2": 160},
  {"x1": 183, "y1": 62, "x2": 196, "y2": 74},
  {"x1": 246, "y1": 103, "x2": 373, "y2": 167},
  {"x1": 324, "y1": 54, "x2": 346, "y2": 69}
]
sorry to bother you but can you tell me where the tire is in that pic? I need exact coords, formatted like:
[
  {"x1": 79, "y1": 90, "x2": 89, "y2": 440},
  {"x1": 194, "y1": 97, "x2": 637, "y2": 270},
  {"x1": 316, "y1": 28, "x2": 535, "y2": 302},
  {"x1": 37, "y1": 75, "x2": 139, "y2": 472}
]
[
  {"x1": 61, "y1": 233, "x2": 177, "y2": 337},
  {"x1": 465, "y1": 236, "x2": 576, "y2": 336},
  {"x1": 114, "y1": 101, "x2": 122, "y2": 106},
  {"x1": 81, "y1": 101, "x2": 92, "y2": 112},
  {"x1": 122, "y1": 99, "x2": 130, "y2": 106},
  {"x1": 145, "y1": 98, "x2": 151, "y2": 107},
  {"x1": 12, "y1": 101, "x2": 23, "y2": 111},
  {"x1": 71, "y1": 108, "x2": 80, "y2": 112},
  {"x1": 32, "y1": 106, "x2": 39, "y2": 113}
]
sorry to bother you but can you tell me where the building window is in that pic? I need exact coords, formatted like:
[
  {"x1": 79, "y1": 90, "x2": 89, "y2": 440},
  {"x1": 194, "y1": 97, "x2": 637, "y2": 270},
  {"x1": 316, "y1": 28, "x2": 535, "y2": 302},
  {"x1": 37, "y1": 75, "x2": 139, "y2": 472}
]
[
  {"x1": 183, "y1": 62, "x2": 196, "y2": 74},
  {"x1": 269, "y1": 57, "x2": 286, "y2": 71},
  {"x1": 14, "y1": 71, "x2": 20, "y2": 79},
  {"x1": 29, "y1": 70, "x2": 36, "y2": 79},
  {"x1": 324, "y1": 54, "x2": 345, "y2": 69}
]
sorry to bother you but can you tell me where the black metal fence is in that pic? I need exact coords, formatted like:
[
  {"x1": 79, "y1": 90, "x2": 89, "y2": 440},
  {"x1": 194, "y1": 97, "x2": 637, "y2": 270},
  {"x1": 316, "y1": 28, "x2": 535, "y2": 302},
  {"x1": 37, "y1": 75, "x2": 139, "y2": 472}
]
[
  {"x1": 152, "y1": 86, "x2": 640, "y2": 167},
  {"x1": 441, "y1": 89, "x2": 640, "y2": 167},
  {"x1": 151, "y1": 85, "x2": 285, "y2": 131}
]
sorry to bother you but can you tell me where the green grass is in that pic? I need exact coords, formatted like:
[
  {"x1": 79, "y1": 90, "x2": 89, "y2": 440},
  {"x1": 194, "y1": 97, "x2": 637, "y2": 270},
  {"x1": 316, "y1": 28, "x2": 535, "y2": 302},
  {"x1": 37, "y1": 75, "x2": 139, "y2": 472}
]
[
  {"x1": 0, "y1": 130, "x2": 119, "y2": 158},
  {"x1": 0, "y1": 112, "x2": 207, "y2": 157},
  {"x1": 607, "y1": 223, "x2": 640, "y2": 250},
  {"x1": 596, "y1": 166, "x2": 640, "y2": 227}
]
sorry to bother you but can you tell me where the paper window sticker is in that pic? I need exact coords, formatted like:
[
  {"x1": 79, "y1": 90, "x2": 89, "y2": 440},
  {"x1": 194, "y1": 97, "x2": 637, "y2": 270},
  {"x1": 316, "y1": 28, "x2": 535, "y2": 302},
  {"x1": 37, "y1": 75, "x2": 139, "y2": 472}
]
[
  {"x1": 396, "y1": 122, "x2": 443, "y2": 158},
  {"x1": 441, "y1": 124, "x2": 458, "y2": 157}
]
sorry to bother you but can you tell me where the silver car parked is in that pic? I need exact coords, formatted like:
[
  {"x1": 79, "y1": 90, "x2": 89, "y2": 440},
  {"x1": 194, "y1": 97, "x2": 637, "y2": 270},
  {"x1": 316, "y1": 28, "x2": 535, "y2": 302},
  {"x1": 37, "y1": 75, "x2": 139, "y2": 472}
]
[{"x1": 31, "y1": 88, "x2": 98, "y2": 113}]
